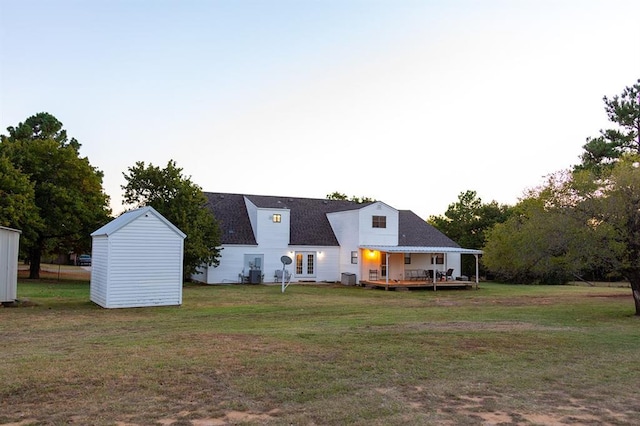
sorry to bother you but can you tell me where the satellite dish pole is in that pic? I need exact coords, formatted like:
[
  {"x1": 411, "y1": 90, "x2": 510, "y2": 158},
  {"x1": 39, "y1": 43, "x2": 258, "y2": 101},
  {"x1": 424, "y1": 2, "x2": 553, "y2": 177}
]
[{"x1": 280, "y1": 255, "x2": 292, "y2": 293}]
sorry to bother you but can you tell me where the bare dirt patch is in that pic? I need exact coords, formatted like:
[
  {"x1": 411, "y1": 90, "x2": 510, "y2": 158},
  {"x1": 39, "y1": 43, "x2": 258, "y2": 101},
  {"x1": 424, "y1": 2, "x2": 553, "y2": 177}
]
[
  {"x1": 155, "y1": 409, "x2": 282, "y2": 426},
  {"x1": 419, "y1": 392, "x2": 636, "y2": 425}
]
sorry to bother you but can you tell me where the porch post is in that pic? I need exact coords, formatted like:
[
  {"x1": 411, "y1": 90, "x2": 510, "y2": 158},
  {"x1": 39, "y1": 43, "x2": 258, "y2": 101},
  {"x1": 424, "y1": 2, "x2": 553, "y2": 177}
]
[
  {"x1": 474, "y1": 253, "x2": 479, "y2": 289},
  {"x1": 431, "y1": 253, "x2": 436, "y2": 291},
  {"x1": 385, "y1": 252, "x2": 390, "y2": 290}
]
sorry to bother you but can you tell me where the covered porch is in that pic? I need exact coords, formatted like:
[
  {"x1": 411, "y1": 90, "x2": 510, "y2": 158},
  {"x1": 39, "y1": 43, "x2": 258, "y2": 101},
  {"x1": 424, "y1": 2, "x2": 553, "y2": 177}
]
[{"x1": 358, "y1": 245, "x2": 483, "y2": 291}]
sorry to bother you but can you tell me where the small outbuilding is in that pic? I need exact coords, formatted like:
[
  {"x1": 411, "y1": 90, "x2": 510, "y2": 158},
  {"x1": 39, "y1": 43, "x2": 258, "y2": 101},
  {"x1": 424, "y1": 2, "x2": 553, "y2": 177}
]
[
  {"x1": 0, "y1": 226, "x2": 21, "y2": 304},
  {"x1": 90, "y1": 206, "x2": 186, "y2": 309}
]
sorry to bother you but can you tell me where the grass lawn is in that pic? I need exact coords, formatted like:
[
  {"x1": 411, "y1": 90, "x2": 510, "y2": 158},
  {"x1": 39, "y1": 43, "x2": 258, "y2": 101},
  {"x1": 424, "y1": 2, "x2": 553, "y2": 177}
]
[{"x1": 2, "y1": 272, "x2": 640, "y2": 425}]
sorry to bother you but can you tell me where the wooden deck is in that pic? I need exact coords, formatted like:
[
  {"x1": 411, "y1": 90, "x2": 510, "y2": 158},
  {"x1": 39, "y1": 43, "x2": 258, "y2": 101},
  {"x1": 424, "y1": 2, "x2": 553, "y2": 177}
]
[{"x1": 359, "y1": 279, "x2": 477, "y2": 291}]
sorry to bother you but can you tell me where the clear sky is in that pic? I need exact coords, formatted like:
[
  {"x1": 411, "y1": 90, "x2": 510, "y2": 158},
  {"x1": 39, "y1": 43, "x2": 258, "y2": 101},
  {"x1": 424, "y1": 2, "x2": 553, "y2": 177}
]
[{"x1": 1, "y1": 0, "x2": 639, "y2": 218}]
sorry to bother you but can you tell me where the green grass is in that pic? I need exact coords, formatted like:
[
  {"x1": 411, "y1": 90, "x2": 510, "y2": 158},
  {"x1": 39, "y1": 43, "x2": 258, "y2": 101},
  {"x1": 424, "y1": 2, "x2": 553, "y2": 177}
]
[{"x1": 1, "y1": 281, "x2": 639, "y2": 425}]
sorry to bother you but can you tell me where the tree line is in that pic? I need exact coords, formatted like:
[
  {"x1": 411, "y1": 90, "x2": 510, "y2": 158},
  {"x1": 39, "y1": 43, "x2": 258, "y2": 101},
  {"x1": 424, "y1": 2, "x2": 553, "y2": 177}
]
[{"x1": 2, "y1": 78, "x2": 639, "y2": 313}]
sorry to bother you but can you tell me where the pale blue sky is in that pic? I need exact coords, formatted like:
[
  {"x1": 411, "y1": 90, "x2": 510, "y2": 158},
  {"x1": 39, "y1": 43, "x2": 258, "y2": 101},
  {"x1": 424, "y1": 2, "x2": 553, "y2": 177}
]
[{"x1": 1, "y1": 0, "x2": 639, "y2": 217}]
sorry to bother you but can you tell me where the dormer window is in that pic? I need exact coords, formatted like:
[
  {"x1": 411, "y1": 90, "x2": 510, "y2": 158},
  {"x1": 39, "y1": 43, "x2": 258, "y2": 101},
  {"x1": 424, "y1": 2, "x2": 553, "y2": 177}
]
[
  {"x1": 372, "y1": 215, "x2": 386, "y2": 228},
  {"x1": 272, "y1": 214, "x2": 281, "y2": 223}
]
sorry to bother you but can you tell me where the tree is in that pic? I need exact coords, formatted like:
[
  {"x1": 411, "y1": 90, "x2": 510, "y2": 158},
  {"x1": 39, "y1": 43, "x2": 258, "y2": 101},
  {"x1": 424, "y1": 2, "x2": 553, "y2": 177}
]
[
  {"x1": 575, "y1": 156, "x2": 640, "y2": 313},
  {"x1": 0, "y1": 155, "x2": 42, "y2": 251},
  {"x1": 0, "y1": 113, "x2": 111, "y2": 278},
  {"x1": 481, "y1": 176, "x2": 607, "y2": 284},
  {"x1": 577, "y1": 79, "x2": 640, "y2": 173},
  {"x1": 326, "y1": 191, "x2": 375, "y2": 203},
  {"x1": 428, "y1": 190, "x2": 512, "y2": 277},
  {"x1": 484, "y1": 159, "x2": 640, "y2": 313},
  {"x1": 573, "y1": 79, "x2": 640, "y2": 313},
  {"x1": 122, "y1": 160, "x2": 221, "y2": 279}
]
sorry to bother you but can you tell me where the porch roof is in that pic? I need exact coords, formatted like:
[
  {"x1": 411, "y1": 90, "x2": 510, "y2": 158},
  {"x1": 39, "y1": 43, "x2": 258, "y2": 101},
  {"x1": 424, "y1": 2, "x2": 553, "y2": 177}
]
[{"x1": 360, "y1": 245, "x2": 483, "y2": 255}]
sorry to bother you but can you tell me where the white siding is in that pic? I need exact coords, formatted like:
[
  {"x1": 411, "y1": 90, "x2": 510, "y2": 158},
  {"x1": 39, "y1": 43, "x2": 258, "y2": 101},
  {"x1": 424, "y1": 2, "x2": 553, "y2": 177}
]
[
  {"x1": 445, "y1": 253, "x2": 462, "y2": 278},
  {"x1": 199, "y1": 245, "x2": 252, "y2": 284},
  {"x1": 199, "y1": 245, "x2": 340, "y2": 284},
  {"x1": 359, "y1": 202, "x2": 399, "y2": 246},
  {"x1": 90, "y1": 208, "x2": 184, "y2": 308},
  {"x1": 0, "y1": 227, "x2": 20, "y2": 303},
  {"x1": 313, "y1": 247, "x2": 340, "y2": 282},
  {"x1": 327, "y1": 209, "x2": 361, "y2": 279},
  {"x1": 89, "y1": 235, "x2": 109, "y2": 307},
  {"x1": 256, "y1": 207, "x2": 290, "y2": 247}
]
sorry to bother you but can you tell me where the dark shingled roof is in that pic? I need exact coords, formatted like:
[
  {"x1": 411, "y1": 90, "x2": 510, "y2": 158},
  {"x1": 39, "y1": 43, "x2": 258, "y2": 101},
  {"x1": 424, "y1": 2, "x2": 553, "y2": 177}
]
[
  {"x1": 204, "y1": 193, "x2": 257, "y2": 245},
  {"x1": 398, "y1": 210, "x2": 460, "y2": 248},
  {"x1": 204, "y1": 192, "x2": 458, "y2": 248}
]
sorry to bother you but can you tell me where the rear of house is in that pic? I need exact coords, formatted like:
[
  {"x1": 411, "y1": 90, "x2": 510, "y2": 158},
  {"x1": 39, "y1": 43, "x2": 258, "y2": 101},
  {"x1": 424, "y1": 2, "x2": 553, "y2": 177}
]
[{"x1": 194, "y1": 193, "x2": 481, "y2": 285}]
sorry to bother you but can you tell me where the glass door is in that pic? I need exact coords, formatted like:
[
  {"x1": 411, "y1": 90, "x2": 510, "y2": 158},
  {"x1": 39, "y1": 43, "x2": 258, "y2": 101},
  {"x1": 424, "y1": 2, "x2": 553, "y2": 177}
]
[{"x1": 295, "y1": 252, "x2": 316, "y2": 278}]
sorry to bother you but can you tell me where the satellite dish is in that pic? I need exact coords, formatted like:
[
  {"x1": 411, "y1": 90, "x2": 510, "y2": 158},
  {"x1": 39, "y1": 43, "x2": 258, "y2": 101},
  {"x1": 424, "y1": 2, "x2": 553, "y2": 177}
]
[{"x1": 280, "y1": 255, "x2": 292, "y2": 265}]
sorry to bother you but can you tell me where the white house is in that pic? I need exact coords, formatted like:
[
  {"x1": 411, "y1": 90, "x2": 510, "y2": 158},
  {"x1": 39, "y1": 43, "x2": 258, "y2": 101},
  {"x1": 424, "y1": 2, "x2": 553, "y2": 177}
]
[
  {"x1": 192, "y1": 193, "x2": 482, "y2": 286},
  {"x1": 0, "y1": 226, "x2": 21, "y2": 303},
  {"x1": 90, "y1": 206, "x2": 186, "y2": 308}
]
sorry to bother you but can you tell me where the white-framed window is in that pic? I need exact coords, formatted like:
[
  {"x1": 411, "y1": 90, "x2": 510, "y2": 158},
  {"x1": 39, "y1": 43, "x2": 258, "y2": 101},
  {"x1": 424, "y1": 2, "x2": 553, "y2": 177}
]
[
  {"x1": 372, "y1": 215, "x2": 386, "y2": 228},
  {"x1": 404, "y1": 253, "x2": 411, "y2": 264},
  {"x1": 351, "y1": 251, "x2": 358, "y2": 264}
]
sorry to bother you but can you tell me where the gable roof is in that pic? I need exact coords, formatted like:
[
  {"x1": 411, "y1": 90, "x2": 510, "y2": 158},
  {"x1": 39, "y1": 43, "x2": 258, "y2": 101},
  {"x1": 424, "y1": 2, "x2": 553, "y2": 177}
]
[
  {"x1": 205, "y1": 193, "x2": 366, "y2": 246},
  {"x1": 204, "y1": 192, "x2": 459, "y2": 248},
  {"x1": 91, "y1": 206, "x2": 186, "y2": 238}
]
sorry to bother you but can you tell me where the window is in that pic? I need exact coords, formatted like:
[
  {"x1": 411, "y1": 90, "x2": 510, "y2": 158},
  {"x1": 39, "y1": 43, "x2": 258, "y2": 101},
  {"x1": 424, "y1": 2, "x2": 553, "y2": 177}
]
[
  {"x1": 372, "y1": 215, "x2": 386, "y2": 228},
  {"x1": 272, "y1": 214, "x2": 281, "y2": 223},
  {"x1": 431, "y1": 254, "x2": 444, "y2": 265},
  {"x1": 351, "y1": 251, "x2": 358, "y2": 264},
  {"x1": 404, "y1": 253, "x2": 411, "y2": 264}
]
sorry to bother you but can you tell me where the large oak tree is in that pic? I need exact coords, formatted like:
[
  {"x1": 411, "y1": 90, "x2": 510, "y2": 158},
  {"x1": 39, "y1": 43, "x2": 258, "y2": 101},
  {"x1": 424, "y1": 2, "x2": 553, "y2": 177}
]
[{"x1": 0, "y1": 113, "x2": 111, "y2": 278}]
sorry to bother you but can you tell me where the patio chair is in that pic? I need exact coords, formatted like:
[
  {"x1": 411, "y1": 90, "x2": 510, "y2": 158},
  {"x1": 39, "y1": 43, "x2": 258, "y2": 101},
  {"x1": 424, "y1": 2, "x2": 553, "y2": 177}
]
[
  {"x1": 444, "y1": 268, "x2": 454, "y2": 280},
  {"x1": 274, "y1": 269, "x2": 291, "y2": 283}
]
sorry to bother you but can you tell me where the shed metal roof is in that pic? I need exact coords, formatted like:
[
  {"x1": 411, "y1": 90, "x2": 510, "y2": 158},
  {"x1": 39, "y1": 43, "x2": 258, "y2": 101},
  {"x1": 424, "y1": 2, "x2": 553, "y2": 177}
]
[
  {"x1": 91, "y1": 206, "x2": 186, "y2": 239},
  {"x1": 360, "y1": 245, "x2": 483, "y2": 255}
]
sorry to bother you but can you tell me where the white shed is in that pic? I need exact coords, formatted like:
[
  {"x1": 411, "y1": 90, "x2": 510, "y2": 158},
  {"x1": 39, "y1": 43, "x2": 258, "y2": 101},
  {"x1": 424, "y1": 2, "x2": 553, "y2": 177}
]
[
  {"x1": 90, "y1": 206, "x2": 186, "y2": 308},
  {"x1": 1, "y1": 226, "x2": 21, "y2": 303}
]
